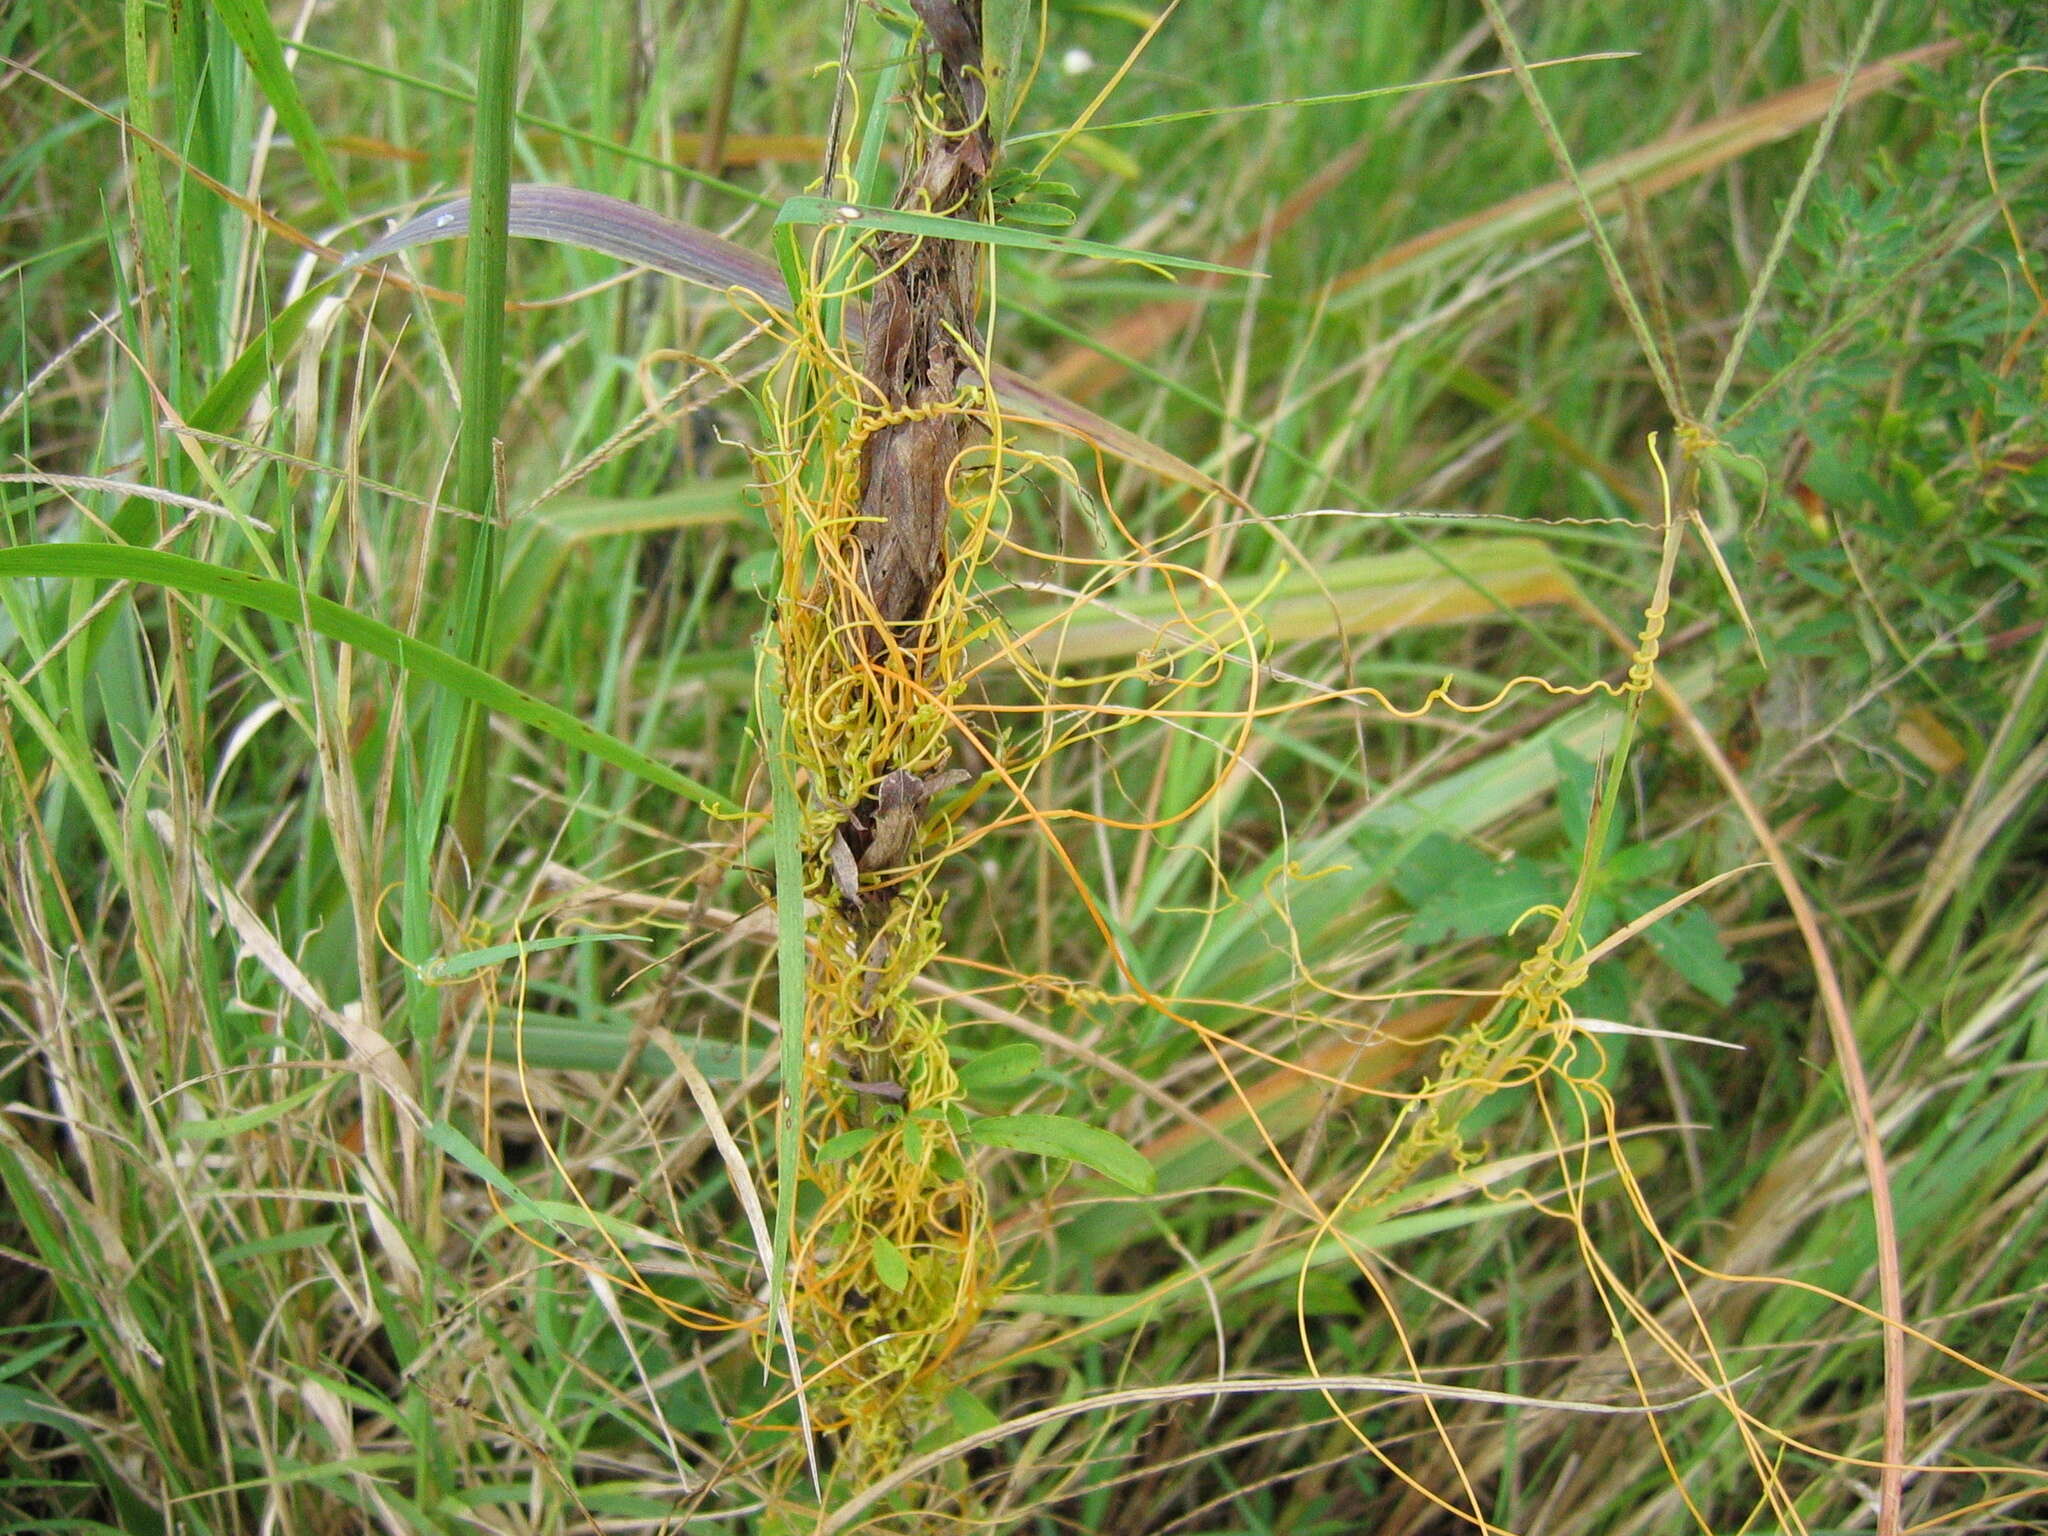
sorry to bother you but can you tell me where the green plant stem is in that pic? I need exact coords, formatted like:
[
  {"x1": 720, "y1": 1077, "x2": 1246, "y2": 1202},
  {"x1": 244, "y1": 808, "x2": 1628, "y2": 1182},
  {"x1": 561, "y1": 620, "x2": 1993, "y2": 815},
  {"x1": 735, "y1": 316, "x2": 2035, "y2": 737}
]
[
  {"x1": 443, "y1": 0, "x2": 525, "y2": 859},
  {"x1": 698, "y1": 0, "x2": 750, "y2": 174},
  {"x1": 756, "y1": 645, "x2": 813, "y2": 1476}
]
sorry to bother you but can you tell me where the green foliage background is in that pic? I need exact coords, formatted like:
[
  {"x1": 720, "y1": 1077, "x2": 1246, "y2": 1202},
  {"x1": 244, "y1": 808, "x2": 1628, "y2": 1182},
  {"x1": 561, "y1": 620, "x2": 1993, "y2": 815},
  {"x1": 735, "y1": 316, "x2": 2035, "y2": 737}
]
[{"x1": 1, "y1": 2, "x2": 2044, "y2": 1531}]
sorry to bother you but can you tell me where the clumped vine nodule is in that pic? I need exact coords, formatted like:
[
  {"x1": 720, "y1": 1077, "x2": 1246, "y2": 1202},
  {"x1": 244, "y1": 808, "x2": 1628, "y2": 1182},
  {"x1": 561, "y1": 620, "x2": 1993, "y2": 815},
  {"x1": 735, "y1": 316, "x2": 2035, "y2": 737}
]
[{"x1": 756, "y1": 0, "x2": 1005, "y2": 1461}]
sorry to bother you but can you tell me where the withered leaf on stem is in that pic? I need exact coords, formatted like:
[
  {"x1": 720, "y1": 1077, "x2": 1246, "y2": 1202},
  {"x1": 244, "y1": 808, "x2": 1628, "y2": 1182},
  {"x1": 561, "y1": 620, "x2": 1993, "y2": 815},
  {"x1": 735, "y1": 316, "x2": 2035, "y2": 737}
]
[{"x1": 851, "y1": 0, "x2": 994, "y2": 653}]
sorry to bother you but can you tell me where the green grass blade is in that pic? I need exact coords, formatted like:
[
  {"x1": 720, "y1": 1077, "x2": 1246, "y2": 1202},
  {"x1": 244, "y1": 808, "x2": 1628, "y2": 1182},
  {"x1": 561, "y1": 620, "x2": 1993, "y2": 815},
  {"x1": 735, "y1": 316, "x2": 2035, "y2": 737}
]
[
  {"x1": 206, "y1": 0, "x2": 347, "y2": 214},
  {"x1": 417, "y1": 932, "x2": 628, "y2": 981},
  {"x1": 466, "y1": 1023, "x2": 759, "y2": 1080},
  {"x1": 754, "y1": 650, "x2": 808, "y2": 1366},
  {"x1": 983, "y1": 0, "x2": 1035, "y2": 139},
  {"x1": 775, "y1": 193, "x2": 1263, "y2": 276},
  {"x1": 103, "y1": 287, "x2": 331, "y2": 547},
  {"x1": 1003, "y1": 52, "x2": 1630, "y2": 142},
  {"x1": 0, "y1": 544, "x2": 744, "y2": 818},
  {"x1": 284, "y1": 36, "x2": 774, "y2": 205},
  {"x1": 1000, "y1": 536, "x2": 1590, "y2": 667},
  {"x1": 438, "y1": 0, "x2": 525, "y2": 858}
]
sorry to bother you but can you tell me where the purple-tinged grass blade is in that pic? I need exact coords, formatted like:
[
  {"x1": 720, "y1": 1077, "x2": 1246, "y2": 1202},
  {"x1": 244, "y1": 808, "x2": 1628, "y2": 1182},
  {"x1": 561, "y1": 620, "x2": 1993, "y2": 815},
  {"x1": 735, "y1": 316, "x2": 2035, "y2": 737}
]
[
  {"x1": 348, "y1": 185, "x2": 1237, "y2": 506},
  {"x1": 350, "y1": 185, "x2": 793, "y2": 308}
]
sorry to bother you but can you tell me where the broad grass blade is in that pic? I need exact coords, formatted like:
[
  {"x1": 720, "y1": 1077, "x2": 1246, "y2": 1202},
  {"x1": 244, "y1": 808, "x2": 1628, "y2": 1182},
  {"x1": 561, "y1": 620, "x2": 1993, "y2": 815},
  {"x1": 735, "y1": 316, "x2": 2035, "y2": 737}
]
[
  {"x1": 0, "y1": 544, "x2": 743, "y2": 819},
  {"x1": 350, "y1": 185, "x2": 1237, "y2": 503}
]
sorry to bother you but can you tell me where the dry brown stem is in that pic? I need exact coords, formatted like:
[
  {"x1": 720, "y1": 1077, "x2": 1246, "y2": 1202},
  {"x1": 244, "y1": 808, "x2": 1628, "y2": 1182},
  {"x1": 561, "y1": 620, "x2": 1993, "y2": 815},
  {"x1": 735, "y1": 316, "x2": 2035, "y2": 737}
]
[{"x1": 851, "y1": 0, "x2": 994, "y2": 648}]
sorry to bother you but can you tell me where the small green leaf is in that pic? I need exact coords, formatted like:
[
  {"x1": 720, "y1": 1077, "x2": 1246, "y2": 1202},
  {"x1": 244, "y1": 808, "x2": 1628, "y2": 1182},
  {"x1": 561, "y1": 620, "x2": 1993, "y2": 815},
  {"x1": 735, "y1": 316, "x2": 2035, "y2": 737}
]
[
  {"x1": 1605, "y1": 842, "x2": 1677, "y2": 885},
  {"x1": 171, "y1": 1078, "x2": 329, "y2": 1141},
  {"x1": 817, "y1": 1128, "x2": 879, "y2": 1163},
  {"x1": 946, "y1": 1385, "x2": 1002, "y2": 1435},
  {"x1": 1705, "y1": 442, "x2": 1770, "y2": 492},
  {"x1": 731, "y1": 549, "x2": 778, "y2": 596},
  {"x1": 954, "y1": 1041, "x2": 1043, "y2": 1094},
  {"x1": 1641, "y1": 904, "x2": 1743, "y2": 1005},
  {"x1": 1390, "y1": 832, "x2": 1491, "y2": 905},
  {"x1": 970, "y1": 1112, "x2": 1156, "y2": 1194},
  {"x1": 1394, "y1": 834, "x2": 1562, "y2": 945},
  {"x1": 902, "y1": 1116, "x2": 926, "y2": 1164},
  {"x1": 1001, "y1": 201, "x2": 1077, "y2": 229},
  {"x1": 870, "y1": 1234, "x2": 909, "y2": 1292},
  {"x1": 983, "y1": 0, "x2": 1033, "y2": 137}
]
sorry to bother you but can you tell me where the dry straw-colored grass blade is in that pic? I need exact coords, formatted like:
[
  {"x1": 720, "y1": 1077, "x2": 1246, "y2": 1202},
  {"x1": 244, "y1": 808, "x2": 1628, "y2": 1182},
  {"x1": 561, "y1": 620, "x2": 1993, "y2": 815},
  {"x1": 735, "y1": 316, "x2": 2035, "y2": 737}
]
[{"x1": 1005, "y1": 535, "x2": 1595, "y2": 669}]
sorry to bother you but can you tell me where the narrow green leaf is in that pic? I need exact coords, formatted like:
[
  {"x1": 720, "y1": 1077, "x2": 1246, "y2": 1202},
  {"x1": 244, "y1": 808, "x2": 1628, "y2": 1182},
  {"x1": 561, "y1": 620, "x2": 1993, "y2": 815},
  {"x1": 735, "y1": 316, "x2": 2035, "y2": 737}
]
[
  {"x1": 171, "y1": 1079, "x2": 329, "y2": 1141},
  {"x1": 119, "y1": 0, "x2": 175, "y2": 326},
  {"x1": 1001, "y1": 201, "x2": 1077, "y2": 229},
  {"x1": 954, "y1": 1041, "x2": 1043, "y2": 1094},
  {"x1": 418, "y1": 932, "x2": 629, "y2": 981},
  {"x1": 970, "y1": 1112, "x2": 1156, "y2": 1194},
  {"x1": 476, "y1": 1200, "x2": 676, "y2": 1249},
  {"x1": 207, "y1": 0, "x2": 347, "y2": 212},
  {"x1": 756, "y1": 649, "x2": 808, "y2": 1375},
  {"x1": 426, "y1": 1137, "x2": 682, "y2": 1254},
  {"x1": 467, "y1": 1023, "x2": 758, "y2": 1080},
  {"x1": 0, "y1": 544, "x2": 744, "y2": 818},
  {"x1": 1004, "y1": 53, "x2": 1630, "y2": 142},
  {"x1": 212, "y1": 1224, "x2": 344, "y2": 1267},
  {"x1": 438, "y1": 0, "x2": 525, "y2": 860},
  {"x1": 496, "y1": 477, "x2": 752, "y2": 659},
  {"x1": 100, "y1": 287, "x2": 331, "y2": 549},
  {"x1": 0, "y1": 664, "x2": 123, "y2": 860},
  {"x1": 1000, "y1": 536, "x2": 1587, "y2": 667},
  {"x1": 422, "y1": 1119, "x2": 554, "y2": 1228},
  {"x1": 776, "y1": 194, "x2": 1262, "y2": 277},
  {"x1": 851, "y1": 53, "x2": 907, "y2": 209},
  {"x1": 817, "y1": 1128, "x2": 880, "y2": 1163},
  {"x1": 945, "y1": 1385, "x2": 1003, "y2": 1435},
  {"x1": 0, "y1": 1383, "x2": 89, "y2": 1433}
]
